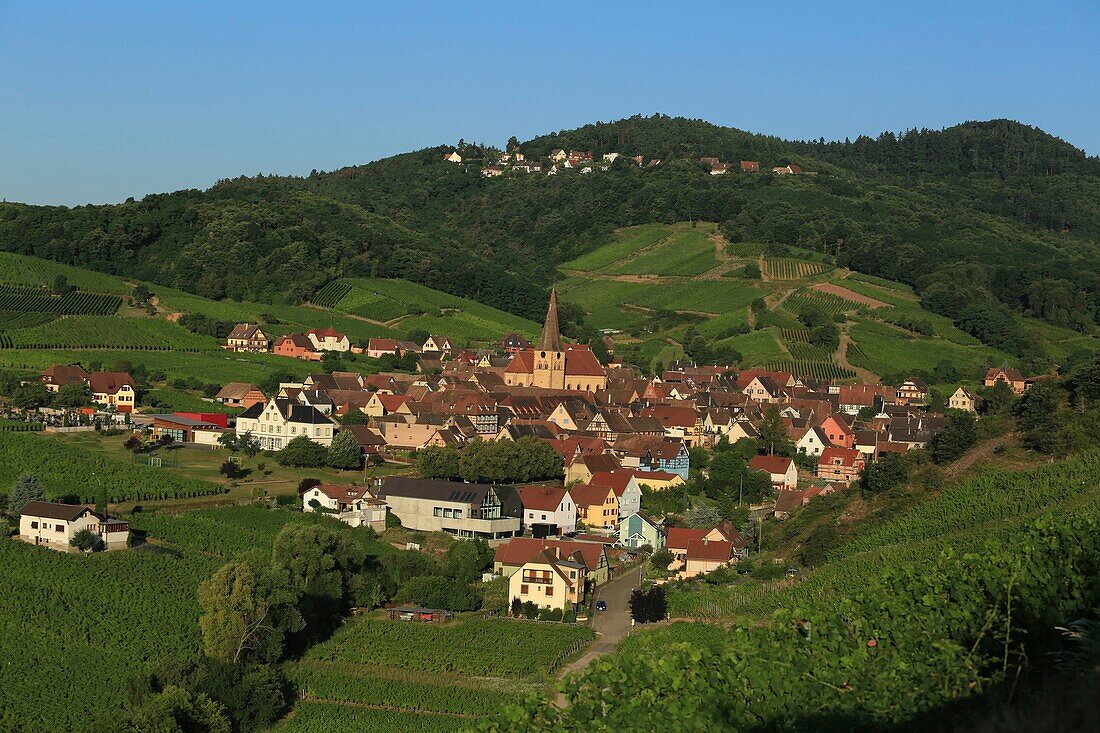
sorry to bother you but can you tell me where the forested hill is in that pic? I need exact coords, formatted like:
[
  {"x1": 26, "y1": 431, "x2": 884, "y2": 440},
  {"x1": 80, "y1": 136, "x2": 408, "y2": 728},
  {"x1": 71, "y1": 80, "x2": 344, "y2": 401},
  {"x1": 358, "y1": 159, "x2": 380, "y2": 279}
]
[{"x1": 0, "y1": 115, "x2": 1097, "y2": 346}]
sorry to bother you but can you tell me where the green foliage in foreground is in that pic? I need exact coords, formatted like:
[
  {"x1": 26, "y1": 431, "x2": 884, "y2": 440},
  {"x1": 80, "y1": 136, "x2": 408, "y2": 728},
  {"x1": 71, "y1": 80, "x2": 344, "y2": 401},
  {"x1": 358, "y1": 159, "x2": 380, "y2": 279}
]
[
  {"x1": 276, "y1": 702, "x2": 463, "y2": 733},
  {"x1": 474, "y1": 506, "x2": 1100, "y2": 732}
]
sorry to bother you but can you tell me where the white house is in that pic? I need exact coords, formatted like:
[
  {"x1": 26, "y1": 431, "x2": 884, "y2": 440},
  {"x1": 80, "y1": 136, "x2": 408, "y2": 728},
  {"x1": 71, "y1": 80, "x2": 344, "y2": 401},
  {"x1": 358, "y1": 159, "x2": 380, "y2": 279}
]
[
  {"x1": 235, "y1": 398, "x2": 339, "y2": 451},
  {"x1": 518, "y1": 485, "x2": 576, "y2": 537},
  {"x1": 748, "y1": 455, "x2": 798, "y2": 491},
  {"x1": 303, "y1": 484, "x2": 387, "y2": 532},
  {"x1": 794, "y1": 426, "x2": 830, "y2": 458},
  {"x1": 421, "y1": 335, "x2": 453, "y2": 354},
  {"x1": 443, "y1": 151, "x2": 462, "y2": 163},
  {"x1": 18, "y1": 501, "x2": 130, "y2": 551},
  {"x1": 306, "y1": 327, "x2": 350, "y2": 352}
]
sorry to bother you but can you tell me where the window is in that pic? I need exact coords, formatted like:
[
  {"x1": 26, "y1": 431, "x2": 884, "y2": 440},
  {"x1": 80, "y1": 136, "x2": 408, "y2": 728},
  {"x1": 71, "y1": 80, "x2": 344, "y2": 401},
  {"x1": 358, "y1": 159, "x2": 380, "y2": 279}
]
[
  {"x1": 443, "y1": 508, "x2": 454, "y2": 518},
  {"x1": 56, "y1": 525, "x2": 64, "y2": 533},
  {"x1": 453, "y1": 509, "x2": 463, "y2": 519},
  {"x1": 546, "y1": 586, "x2": 554, "y2": 596},
  {"x1": 433, "y1": 507, "x2": 442, "y2": 517},
  {"x1": 30, "y1": 521, "x2": 38, "y2": 529},
  {"x1": 541, "y1": 514, "x2": 547, "y2": 521},
  {"x1": 520, "y1": 584, "x2": 529, "y2": 594}
]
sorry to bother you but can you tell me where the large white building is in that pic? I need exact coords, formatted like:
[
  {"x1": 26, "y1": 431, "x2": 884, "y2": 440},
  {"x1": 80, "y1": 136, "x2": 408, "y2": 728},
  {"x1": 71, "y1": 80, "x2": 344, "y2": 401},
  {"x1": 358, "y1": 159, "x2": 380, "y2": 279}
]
[{"x1": 235, "y1": 398, "x2": 339, "y2": 451}]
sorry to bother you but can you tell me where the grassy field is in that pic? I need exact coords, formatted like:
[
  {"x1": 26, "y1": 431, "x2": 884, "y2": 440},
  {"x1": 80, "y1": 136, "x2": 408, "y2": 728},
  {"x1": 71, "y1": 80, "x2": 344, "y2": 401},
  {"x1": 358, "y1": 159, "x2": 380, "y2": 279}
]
[
  {"x1": 312, "y1": 278, "x2": 540, "y2": 344},
  {"x1": 847, "y1": 320, "x2": 1011, "y2": 376},
  {"x1": 606, "y1": 227, "x2": 717, "y2": 276},
  {"x1": 0, "y1": 251, "x2": 135, "y2": 294},
  {"x1": 275, "y1": 616, "x2": 594, "y2": 731},
  {"x1": 562, "y1": 223, "x2": 671, "y2": 271}
]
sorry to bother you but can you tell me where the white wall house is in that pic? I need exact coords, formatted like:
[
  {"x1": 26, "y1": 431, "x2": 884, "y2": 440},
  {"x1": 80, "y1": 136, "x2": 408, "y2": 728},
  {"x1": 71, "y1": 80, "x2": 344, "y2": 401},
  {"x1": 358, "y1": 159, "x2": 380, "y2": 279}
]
[
  {"x1": 19, "y1": 501, "x2": 130, "y2": 552},
  {"x1": 235, "y1": 398, "x2": 338, "y2": 451}
]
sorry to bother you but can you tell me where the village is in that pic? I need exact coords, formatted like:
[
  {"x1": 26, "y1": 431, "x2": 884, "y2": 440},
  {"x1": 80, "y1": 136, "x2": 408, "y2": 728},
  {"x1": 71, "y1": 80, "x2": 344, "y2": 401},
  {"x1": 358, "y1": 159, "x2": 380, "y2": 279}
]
[{"x1": 7, "y1": 287, "x2": 1039, "y2": 620}]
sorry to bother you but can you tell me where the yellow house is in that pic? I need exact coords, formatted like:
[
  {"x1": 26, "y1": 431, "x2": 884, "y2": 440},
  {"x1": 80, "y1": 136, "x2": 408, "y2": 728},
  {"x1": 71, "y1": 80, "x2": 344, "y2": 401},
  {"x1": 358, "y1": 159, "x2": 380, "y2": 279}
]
[
  {"x1": 508, "y1": 548, "x2": 587, "y2": 611},
  {"x1": 569, "y1": 483, "x2": 618, "y2": 530},
  {"x1": 948, "y1": 387, "x2": 979, "y2": 413}
]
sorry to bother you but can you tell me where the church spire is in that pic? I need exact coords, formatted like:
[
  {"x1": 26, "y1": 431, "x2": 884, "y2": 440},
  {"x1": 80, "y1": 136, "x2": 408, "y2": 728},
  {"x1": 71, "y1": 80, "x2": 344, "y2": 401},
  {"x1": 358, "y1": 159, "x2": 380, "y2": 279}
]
[{"x1": 538, "y1": 289, "x2": 563, "y2": 351}]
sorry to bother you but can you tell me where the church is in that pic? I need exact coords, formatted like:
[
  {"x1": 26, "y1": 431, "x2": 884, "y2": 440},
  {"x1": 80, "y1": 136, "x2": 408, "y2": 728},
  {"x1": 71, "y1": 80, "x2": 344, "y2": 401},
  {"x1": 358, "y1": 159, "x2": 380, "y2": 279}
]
[{"x1": 503, "y1": 290, "x2": 608, "y2": 393}]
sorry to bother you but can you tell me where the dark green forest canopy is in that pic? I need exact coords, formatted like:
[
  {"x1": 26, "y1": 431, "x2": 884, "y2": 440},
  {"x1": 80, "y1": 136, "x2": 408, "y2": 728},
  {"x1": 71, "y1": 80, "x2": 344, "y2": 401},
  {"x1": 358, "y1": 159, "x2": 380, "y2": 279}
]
[{"x1": 0, "y1": 115, "x2": 1096, "y2": 338}]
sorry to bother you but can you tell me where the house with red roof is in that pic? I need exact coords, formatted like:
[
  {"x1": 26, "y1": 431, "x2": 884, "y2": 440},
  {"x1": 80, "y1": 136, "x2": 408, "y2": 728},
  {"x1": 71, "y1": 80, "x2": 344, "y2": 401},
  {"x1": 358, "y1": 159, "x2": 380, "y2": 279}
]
[
  {"x1": 366, "y1": 338, "x2": 399, "y2": 358},
  {"x1": 684, "y1": 539, "x2": 736, "y2": 578},
  {"x1": 40, "y1": 364, "x2": 89, "y2": 393},
  {"x1": 493, "y1": 536, "x2": 610, "y2": 586},
  {"x1": 569, "y1": 483, "x2": 618, "y2": 530},
  {"x1": 87, "y1": 372, "x2": 136, "y2": 413},
  {"x1": 274, "y1": 333, "x2": 321, "y2": 361},
  {"x1": 985, "y1": 367, "x2": 1027, "y2": 395},
  {"x1": 816, "y1": 447, "x2": 865, "y2": 485},
  {"x1": 748, "y1": 455, "x2": 798, "y2": 490},
  {"x1": 518, "y1": 485, "x2": 576, "y2": 537},
  {"x1": 819, "y1": 414, "x2": 855, "y2": 450}
]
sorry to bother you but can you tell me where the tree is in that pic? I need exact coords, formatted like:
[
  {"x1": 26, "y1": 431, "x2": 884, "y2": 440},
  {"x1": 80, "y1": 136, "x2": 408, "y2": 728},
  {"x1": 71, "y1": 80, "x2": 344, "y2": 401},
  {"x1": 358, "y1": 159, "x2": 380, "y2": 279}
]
[
  {"x1": 981, "y1": 381, "x2": 1017, "y2": 414},
  {"x1": 320, "y1": 351, "x2": 343, "y2": 373},
  {"x1": 70, "y1": 528, "x2": 103, "y2": 552},
  {"x1": 860, "y1": 452, "x2": 909, "y2": 494},
  {"x1": 758, "y1": 405, "x2": 792, "y2": 456},
  {"x1": 800, "y1": 523, "x2": 839, "y2": 567},
  {"x1": 741, "y1": 262, "x2": 761, "y2": 279},
  {"x1": 275, "y1": 435, "x2": 327, "y2": 468},
  {"x1": 8, "y1": 473, "x2": 46, "y2": 515},
  {"x1": 418, "y1": 445, "x2": 460, "y2": 479},
  {"x1": 683, "y1": 503, "x2": 721, "y2": 528},
  {"x1": 219, "y1": 461, "x2": 242, "y2": 479},
  {"x1": 217, "y1": 432, "x2": 238, "y2": 453},
  {"x1": 10, "y1": 382, "x2": 50, "y2": 409},
  {"x1": 53, "y1": 382, "x2": 90, "y2": 407},
  {"x1": 238, "y1": 431, "x2": 261, "y2": 458},
  {"x1": 51, "y1": 274, "x2": 70, "y2": 294},
  {"x1": 629, "y1": 586, "x2": 667, "y2": 623},
  {"x1": 272, "y1": 523, "x2": 366, "y2": 644},
  {"x1": 128, "y1": 685, "x2": 231, "y2": 733},
  {"x1": 326, "y1": 430, "x2": 362, "y2": 470},
  {"x1": 197, "y1": 559, "x2": 303, "y2": 665},
  {"x1": 930, "y1": 410, "x2": 978, "y2": 463},
  {"x1": 650, "y1": 548, "x2": 673, "y2": 570},
  {"x1": 1015, "y1": 382, "x2": 1072, "y2": 455}
]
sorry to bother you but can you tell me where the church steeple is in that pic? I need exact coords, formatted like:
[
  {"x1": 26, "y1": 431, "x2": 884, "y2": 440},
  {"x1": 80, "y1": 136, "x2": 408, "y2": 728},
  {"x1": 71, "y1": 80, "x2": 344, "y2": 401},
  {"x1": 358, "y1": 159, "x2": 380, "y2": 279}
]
[{"x1": 538, "y1": 289, "x2": 563, "y2": 352}]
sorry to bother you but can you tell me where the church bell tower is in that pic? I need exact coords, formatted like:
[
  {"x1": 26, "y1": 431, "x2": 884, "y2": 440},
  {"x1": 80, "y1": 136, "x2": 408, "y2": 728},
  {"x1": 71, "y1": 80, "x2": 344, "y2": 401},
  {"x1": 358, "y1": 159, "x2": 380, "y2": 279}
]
[{"x1": 532, "y1": 289, "x2": 566, "y2": 390}]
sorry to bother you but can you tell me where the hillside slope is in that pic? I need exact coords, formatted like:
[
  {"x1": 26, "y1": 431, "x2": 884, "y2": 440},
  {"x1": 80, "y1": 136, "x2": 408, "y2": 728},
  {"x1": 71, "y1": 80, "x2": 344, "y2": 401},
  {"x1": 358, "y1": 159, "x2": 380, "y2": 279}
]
[{"x1": 0, "y1": 115, "x2": 1096, "y2": 363}]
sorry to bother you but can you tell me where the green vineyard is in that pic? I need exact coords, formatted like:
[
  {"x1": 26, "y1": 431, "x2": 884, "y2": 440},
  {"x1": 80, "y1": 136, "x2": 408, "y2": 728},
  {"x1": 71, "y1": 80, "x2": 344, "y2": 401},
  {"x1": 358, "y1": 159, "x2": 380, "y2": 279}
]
[
  {"x1": 762, "y1": 359, "x2": 856, "y2": 381},
  {"x1": 0, "y1": 316, "x2": 217, "y2": 351},
  {"x1": 779, "y1": 328, "x2": 810, "y2": 343},
  {"x1": 763, "y1": 258, "x2": 829, "y2": 280},
  {"x1": 0, "y1": 284, "x2": 121, "y2": 315},
  {"x1": 786, "y1": 341, "x2": 835, "y2": 360},
  {"x1": 310, "y1": 280, "x2": 354, "y2": 308},
  {"x1": 783, "y1": 289, "x2": 854, "y2": 315},
  {"x1": 724, "y1": 242, "x2": 765, "y2": 257}
]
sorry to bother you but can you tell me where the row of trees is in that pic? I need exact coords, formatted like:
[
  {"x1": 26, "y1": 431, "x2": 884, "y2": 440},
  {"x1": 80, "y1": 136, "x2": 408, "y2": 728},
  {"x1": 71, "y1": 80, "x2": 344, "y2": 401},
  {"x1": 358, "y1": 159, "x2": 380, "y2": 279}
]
[{"x1": 418, "y1": 437, "x2": 563, "y2": 483}]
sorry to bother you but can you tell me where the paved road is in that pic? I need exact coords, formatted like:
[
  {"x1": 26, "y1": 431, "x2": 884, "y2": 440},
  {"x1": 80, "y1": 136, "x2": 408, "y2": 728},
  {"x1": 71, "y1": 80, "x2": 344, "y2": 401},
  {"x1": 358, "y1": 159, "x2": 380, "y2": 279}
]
[{"x1": 558, "y1": 565, "x2": 643, "y2": 683}]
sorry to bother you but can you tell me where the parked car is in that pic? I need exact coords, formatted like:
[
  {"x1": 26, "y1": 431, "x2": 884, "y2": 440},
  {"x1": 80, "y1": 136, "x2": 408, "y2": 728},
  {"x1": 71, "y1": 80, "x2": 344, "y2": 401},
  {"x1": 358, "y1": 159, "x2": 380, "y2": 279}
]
[{"x1": 595, "y1": 600, "x2": 607, "y2": 611}]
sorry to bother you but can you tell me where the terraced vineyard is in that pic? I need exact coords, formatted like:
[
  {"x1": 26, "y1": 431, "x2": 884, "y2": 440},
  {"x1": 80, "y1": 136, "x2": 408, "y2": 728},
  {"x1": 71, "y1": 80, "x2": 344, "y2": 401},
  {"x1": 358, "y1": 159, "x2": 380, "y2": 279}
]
[
  {"x1": 0, "y1": 285, "x2": 121, "y2": 315},
  {"x1": 763, "y1": 258, "x2": 829, "y2": 280},
  {"x1": 783, "y1": 289, "x2": 855, "y2": 315},
  {"x1": 786, "y1": 342, "x2": 835, "y2": 361},
  {"x1": 725, "y1": 242, "x2": 765, "y2": 257},
  {"x1": 0, "y1": 252, "x2": 133, "y2": 294}
]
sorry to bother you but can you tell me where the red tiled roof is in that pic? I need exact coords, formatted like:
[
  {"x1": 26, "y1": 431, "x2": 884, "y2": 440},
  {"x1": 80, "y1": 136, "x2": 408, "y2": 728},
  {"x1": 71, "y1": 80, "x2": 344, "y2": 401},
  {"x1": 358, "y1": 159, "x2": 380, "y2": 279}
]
[
  {"x1": 666, "y1": 527, "x2": 709, "y2": 550},
  {"x1": 87, "y1": 371, "x2": 133, "y2": 394},
  {"x1": 587, "y1": 471, "x2": 634, "y2": 496},
  {"x1": 749, "y1": 455, "x2": 794, "y2": 476},
  {"x1": 493, "y1": 537, "x2": 604, "y2": 573},
  {"x1": 519, "y1": 485, "x2": 568, "y2": 511},
  {"x1": 564, "y1": 344, "x2": 605, "y2": 377},
  {"x1": 686, "y1": 539, "x2": 734, "y2": 562},
  {"x1": 505, "y1": 350, "x2": 534, "y2": 374},
  {"x1": 568, "y1": 483, "x2": 613, "y2": 508}
]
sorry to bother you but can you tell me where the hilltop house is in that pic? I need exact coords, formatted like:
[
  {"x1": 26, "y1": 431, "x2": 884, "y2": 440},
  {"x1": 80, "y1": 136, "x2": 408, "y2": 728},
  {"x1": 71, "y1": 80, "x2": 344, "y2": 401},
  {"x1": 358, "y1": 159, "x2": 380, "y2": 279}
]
[
  {"x1": 235, "y1": 398, "x2": 338, "y2": 451},
  {"x1": 985, "y1": 367, "x2": 1027, "y2": 395},
  {"x1": 87, "y1": 372, "x2": 135, "y2": 413},
  {"x1": 224, "y1": 323, "x2": 270, "y2": 353},
  {"x1": 377, "y1": 477, "x2": 521, "y2": 539},
  {"x1": 443, "y1": 151, "x2": 462, "y2": 163},
  {"x1": 40, "y1": 364, "x2": 88, "y2": 393},
  {"x1": 816, "y1": 447, "x2": 865, "y2": 485},
  {"x1": 948, "y1": 386, "x2": 981, "y2": 413},
  {"x1": 18, "y1": 501, "x2": 130, "y2": 552}
]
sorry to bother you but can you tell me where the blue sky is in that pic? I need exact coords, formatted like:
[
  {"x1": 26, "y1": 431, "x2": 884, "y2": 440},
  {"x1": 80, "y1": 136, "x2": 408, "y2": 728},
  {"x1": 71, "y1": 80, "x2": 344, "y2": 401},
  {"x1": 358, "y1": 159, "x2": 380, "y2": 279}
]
[{"x1": 2, "y1": 0, "x2": 1098, "y2": 205}]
